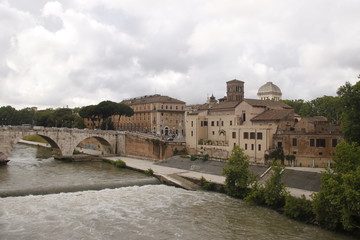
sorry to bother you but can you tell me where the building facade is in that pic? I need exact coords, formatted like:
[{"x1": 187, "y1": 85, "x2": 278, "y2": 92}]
[
  {"x1": 185, "y1": 79, "x2": 293, "y2": 164},
  {"x1": 273, "y1": 116, "x2": 343, "y2": 167},
  {"x1": 114, "y1": 94, "x2": 186, "y2": 138},
  {"x1": 186, "y1": 79, "x2": 342, "y2": 167}
]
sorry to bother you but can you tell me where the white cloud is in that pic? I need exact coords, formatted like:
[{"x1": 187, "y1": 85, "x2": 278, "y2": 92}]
[{"x1": 0, "y1": 0, "x2": 359, "y2": 109}]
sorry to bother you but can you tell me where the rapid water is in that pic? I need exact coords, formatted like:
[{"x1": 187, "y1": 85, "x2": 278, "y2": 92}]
[{"x1": 0, "y1": 144, "x2": 354, "y2": 240}]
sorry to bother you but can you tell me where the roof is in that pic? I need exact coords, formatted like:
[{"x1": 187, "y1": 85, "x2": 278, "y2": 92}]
[
  {"x1": 251, "y1": 109, "x2": 294, "y2": 121},
  {"x1": 244, "y1": 99, "x2": 292, "y2": 109},
  {"x1": 301, "y1": 116, "x2": 328, "y2": 122},
  {"x1": 121, "y1": 94, "x2": 185, "y2": 105},
  {"x1": 257, "y1": 82, "x2": 282, "y2": 95},
  {"x1": 196, "y1": 101, "x2": 241, "y2": 111},
  {"x1": 227, "y1": 79, "x2": 244, "y2": 84}
]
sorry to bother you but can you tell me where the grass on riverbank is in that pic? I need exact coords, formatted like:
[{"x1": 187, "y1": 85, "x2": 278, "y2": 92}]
[
  {"x1": 22, "y1": 135, "x2": 48, "y2": 144},
  {"x1": 102, "y1": 159, "x2": 127, "y2": 168}
]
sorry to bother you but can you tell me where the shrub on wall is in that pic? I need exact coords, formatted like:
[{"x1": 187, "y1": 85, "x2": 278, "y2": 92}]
[{"x1": 144, "y1": 168, "x2": 154, "y2": 176}]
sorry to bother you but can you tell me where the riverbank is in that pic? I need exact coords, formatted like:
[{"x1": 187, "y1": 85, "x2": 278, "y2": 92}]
[
  {"x1": 18, "y1": 140, "x2": 321, "y2": 198},
  {"x1": 104, "y1": 155, "x2": 320, "y2": 199}
]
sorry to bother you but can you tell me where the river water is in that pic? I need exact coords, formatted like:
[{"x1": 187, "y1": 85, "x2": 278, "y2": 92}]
[{"x1": 0, "y1": 144, "x2": 354, "y2": 240}]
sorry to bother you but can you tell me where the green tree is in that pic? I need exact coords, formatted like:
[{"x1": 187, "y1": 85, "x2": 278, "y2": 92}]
[
  {"x1": 284, "y1": 194, "x2": 314, "y2": 222},
  {"x1": 268, "y1": 147, "x2": 285, "y2": 165},
  {"x1": 312, "y1": 142, "x2": 360, "y2": 232},
  {"x1": 281, "y1": 99, "x2": 305, "y2": 113},
  {"x1": 245, "y1": 162, "x2": 286, "y2": 209},
  {"x1": 33, "y1": 109, "x2": 55, "y2": 127},
  {"x1": 310, "y1": 96, "x2": 341, "y2": 121},
  {"x1": 262, "y1": 164, "x2": 286, "y2": 209},
  {"x1": 337, "y1": 81, "x2": 360, "y2": 143},
  {"x1": 79, "y1": 101, "x2": 133, "y2": 130},
  {"x1": 223, "y1": 146, "x2": 254, "y2": 198}
]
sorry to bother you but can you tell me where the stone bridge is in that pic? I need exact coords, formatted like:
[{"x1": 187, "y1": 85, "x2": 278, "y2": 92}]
[
  {"x1": 0, "y1": 126, "x2": 187, "y2": 163},
  {"x1": 0, "y1": 126, "x2": 126, "y2": 162}
]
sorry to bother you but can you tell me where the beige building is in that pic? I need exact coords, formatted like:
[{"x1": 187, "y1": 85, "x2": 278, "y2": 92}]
[
  {"x1": 186, "y1": 79, "x2": 342, "y2": 167},
  {"x1": 185, "y1": 80, "x2": 293, "y2": 165},
  {"x1": 115, "y1": 94, "x2": 186, "y2": 138}
]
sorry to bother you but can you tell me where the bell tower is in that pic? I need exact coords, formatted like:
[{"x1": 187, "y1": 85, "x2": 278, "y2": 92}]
[{"x1": 226, "y1": 79, "x2": 244, "y2": 102}]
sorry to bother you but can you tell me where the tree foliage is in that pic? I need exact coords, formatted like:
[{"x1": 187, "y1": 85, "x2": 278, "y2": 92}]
[
  {"x1": 223, "y1": 146, "x2": 254, "y2": 198},
  {"x1": 282, "y1": 96, "x2": 342, "y2": 121},
  {"x1": 245, "y1": 163, "x2": 286, "y2": 209},
  {"x1": 79, "y1": 101, "x2": 134, "y2": 130},
  {"x1": 337, "y1": 81, "x2": 360, "y2": 143},
  {"x1": 284, "y1": 195, "x2": 314, "y2": 222},
  {"x1": 0, "y1": 106, "x2": 36, "y2": 125},
  {"x1": 312, "y1": 142, "x2": 360, "y2": 232}
]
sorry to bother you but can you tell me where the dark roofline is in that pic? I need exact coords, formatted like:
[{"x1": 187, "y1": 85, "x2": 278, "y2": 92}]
[{"x1": 227, "y1": 79, "x2": 244, "y2": 83}]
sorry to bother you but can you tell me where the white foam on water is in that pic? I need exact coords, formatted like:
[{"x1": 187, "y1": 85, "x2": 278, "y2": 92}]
[{"x1": 0, "y1": 185, "x2": 353, "y2": 240}]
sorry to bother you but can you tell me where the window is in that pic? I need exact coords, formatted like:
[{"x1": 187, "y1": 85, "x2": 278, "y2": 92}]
[
  {"x1": 310, "y1": 139, "x2": 315, "y2": 147},
  {"x1": 250, "y1": 132, "x2": 255, "y2": 139},
  {"x1": 332, "y1": 139, "x2": 338, "y2": 148},
  {"x1": 191, "y1": 131, "x2": 193, "y2": 136},
  {"x1": 211, "y1": 121, "x2": 215, "y2": 126},
  {"x1": 204, "y1": 121, "x2": 208, "y2": 126},
  {"x1": 191, "y1": 121, "x2": 193, "y2": 127},
  {"x1": 292, "y1": 138, "x2": 297, "y2": 146},
  {"x1": 316, "y1": 139, "x2": 326, "y2": 148},
  {"x1": 251, "y1": 144, "x2": 254, "y2": 150},
  {"x1": 258, "y1": 144, "x2": 261, "y2": 151},
  {"x1": 230, "y1": 121, "x2": 233, "y2": 126},
  {"x1": 216, "y1": 121, "x2": 219, "y2": 126},
  {"x1": 244, "y1": 132, "x2": 249, "y2": 139},
  {"x1": 242, "y1": 113, "x2": 246, "y2": 122},
  {"x1": 245, "y1": 144, "x2": 248, "y2": 150},
  {"x1": 277, "y1": 142, "x2": 283, "y2": 148},
  {"x1": 201, "y1": 121, "x2": 203, "y2": 127},
  {"x1": 232, "y1": 132, "x2": 236, "y2": 139},
  {"x1": 221, "y1": 121, "x2": 224, "y2": 126},
  {"x1": 257, "y1": 132, "x2": 263, "y2": 140},
  {"x1": 212, "y1": 131, "x2": 215, "y2": 135}
]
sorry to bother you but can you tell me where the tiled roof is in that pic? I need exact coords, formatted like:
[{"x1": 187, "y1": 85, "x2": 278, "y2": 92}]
[
  {"x1": 195, "y1": 101, "x2": 241, "y2": 112},
  {"x1": 251, "y1": 109, "x2": 294, "y2": 121},
  {"x1": 302, "y1": 116, "x2": 328, "y2": 122},
  {"x1": 244, "y1": 99, "x2": 292, "y2": 109},
  {"x1": 121, "y1": 94, "x2": 185, "y2": 105}
]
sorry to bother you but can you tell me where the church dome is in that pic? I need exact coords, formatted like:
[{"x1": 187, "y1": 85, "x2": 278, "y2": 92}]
[
  {"x1": 257, "y1": 82, "x2": 282, "y2": 95},
  {"x1": 257, "y1": 82, "x2": 282, "y2": 101}
]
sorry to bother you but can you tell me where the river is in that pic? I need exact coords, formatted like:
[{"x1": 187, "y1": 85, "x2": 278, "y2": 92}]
[{"x1": 0, "y1": 144, "x2": 354, "y2": 240}]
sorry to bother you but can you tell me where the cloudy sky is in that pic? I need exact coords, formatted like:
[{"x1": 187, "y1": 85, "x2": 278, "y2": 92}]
[{"x1": 0, "y1": 0, "x2": 359, "y2": 109}]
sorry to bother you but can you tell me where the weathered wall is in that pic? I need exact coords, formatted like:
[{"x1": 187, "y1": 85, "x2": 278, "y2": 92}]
[{"x1": 124, "y1": 134, "x2": 186, "y2": 161}]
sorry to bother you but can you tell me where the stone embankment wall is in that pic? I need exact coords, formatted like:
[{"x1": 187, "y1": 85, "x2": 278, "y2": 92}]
[{"x1": 125, "y1": 134, "x2": 186, "y2": 161}]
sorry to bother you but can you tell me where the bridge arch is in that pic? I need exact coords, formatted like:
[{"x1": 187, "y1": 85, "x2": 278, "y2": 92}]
[
  {"x1": 74, "y1": 136, "x2": 114, "y2": 156},
  {"x1": 17, "y1": 133, "x2": 63, "y2": 157}
]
